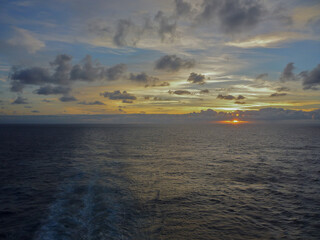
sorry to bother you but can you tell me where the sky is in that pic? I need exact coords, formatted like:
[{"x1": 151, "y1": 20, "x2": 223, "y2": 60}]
[{"x1": 0, "y1": 0, "x2": 320, "y2": 121}]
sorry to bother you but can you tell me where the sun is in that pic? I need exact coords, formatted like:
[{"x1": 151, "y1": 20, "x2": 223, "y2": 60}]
[{"x1": 217, "y1": 119, "x2": 249, "y2": 124}]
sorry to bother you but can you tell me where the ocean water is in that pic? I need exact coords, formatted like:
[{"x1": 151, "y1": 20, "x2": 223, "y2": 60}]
[{"x1": 0, "y1": 123, "x2": 320, "y2": 240}]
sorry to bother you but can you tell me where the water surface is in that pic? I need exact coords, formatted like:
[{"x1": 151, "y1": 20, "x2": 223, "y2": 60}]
[{"x1": 0, "y1": 123, "x2": 319, "y2": 239}]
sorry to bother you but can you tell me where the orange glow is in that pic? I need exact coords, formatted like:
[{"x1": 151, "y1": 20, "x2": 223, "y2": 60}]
[{"x1": 217, "y1": 119, "x2": 250, "y2": 124}]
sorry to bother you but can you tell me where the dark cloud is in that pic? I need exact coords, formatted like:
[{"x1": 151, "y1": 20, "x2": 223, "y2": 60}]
[
  {"x1": 159, "y1": 81, "x2": 170, "y2": 87},
  {"x1": 247, "y1": 108, "x2": 316, "y2": 120},
  {"x1": 129, "y1": 72, "x2": 159, "y2": 84},
  {"x1": 112, "y1": 11, "x2": 177, "y2": 47},
  {"x1": 278, "y1": 63, "x2": 320, "y2": 90},
  {"x1": 187, "y1": 72, "x2": 206, "y2": 85},
  {"x1": 42, "y1": 99, "x2": 52, "y2": 103},
  {"x1": 154, "y1": 11, "x2": 177, "y2": 42},
  {"x1": 270, "y1": 93, "x2": 287, "y2": 97},
  {"x1": 235, "y1": 101, "x2": 246, "y2": 104},
  {"x1": 218, "y1": 0, "x2": 265, "y2": 33},
  {"x1": 199, "y1": 89, "x2": 210, "y2": 94},
  {"x1": 122, "y1": 99, "x2": 133, "y2": 103},
  {"x1": 169, "y1": 90, "x2": 192, "y2": 95},
  {"x1": 9, "y1": 54, "x2": 74, "y2": 92},
  {"x1": 280, "y1": 62, "x2": 296, "y2": 82},
  {"x1": 9, "y1": 55, "x2": 127, "y2": 95},
  {"x1": 155, "y1": 55, "x2": 195, "y2": 72},
  {"x1": 300, "y1": 64, "x2": 320, "y2": 90},
  {"x1": 31, "y1": 110, "x2": 40, "y2": 113},
  {"x1": 145, "y1": 81, "x2": 170, "y2": 88},
  {"x1": 35, "y1": 85, "x2": 71, "y2": 95},
  {"x1": 70, "y1": 55, "x2": 103, "y2": 82},
  {"x1": 71, "y1": 55, "x2": 126, "y2": 82},
  {"x1": 113, "y1": 19, "x2": 141, "y2": 47},
  {"x1": 105, "y1": 64, "x2": 127, "y2": 81},
  {"x1": 59, "y1": 96, "x2": 77, "y2": 102},
  {"x1": 100, "y1": 90, "x2": 137, "y2": 101},
  {"x1": 217, "y1": 94, "x2": 245, "y2": 100},
  {"x1": 50, "y1": 54, "x2": 73, "y2": 85},
  {"x1": 217, "y1": 94, "x2": 235, "y2": 100},
  {"x1": 10, "y1": 67, "x2": 51, "y2": 92},
  {"x1": 276, "y1": 87, "x2": 290, "y2": 92},
  {"x1": 175, "y1": 0, "x2": 192, "y2": 16},
  {"x1": 1, "y1": 108, "x2": 319, "y2": 124},
  {"x1": 153, "y1": 97, "x2": 164, "y2": 101},
  {"x1": 197, "y1": 0, "x2": 265, "y2": 33},
  {"x1": 256, "y1": 73, "x2": 268, "y2": 80},
  {"x1": 12, "y1": 96, "x2": 28, "y2": 104},
  {"x1": 78, "y1": 101, "x2": 105, "y2": 105}
]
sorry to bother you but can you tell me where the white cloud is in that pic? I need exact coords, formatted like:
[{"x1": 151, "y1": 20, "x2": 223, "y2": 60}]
[
  {"x1": 7, "y1": 28, "x2": 45, "y2": 53},
  {"x1": 225, "y1": 32, "x2": 308, "y2": 48}
]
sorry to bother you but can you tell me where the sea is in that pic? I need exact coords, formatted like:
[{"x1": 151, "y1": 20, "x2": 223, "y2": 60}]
[{"x1": 0, "y1": 123, "x2": 319, "y2": 240}]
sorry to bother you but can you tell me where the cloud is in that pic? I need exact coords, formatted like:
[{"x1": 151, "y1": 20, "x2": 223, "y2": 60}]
[
  {"x1": 122, "y1": 99, "x2": 133, "y2": 103},
  {"x1": 59, "y1": 96, "x2": 77, "y2": 102},
  {"x1": 104, "y1": 64, "x2": 127, "y2": 81},
  {"x1": 199, "y1": 89, "x2": 210, "y2": 94},
  {"x1": 256, "y1": 73, "x2": 268, "y2": 80},
  {"x1": 95, "y1": 9, "x2": 179, "y2": 47},
  {"x1": 51, "y1": 54, "x2": 73, "y2": 84},
  {"x1": 10, "y1": 67, "x2": 51, "y2": 92},
  {"x1": 280, "y1": 62, "x2": 296, "y2": 82},
  {"x1": 12, "y1": 96, "x2": 28, "y2": 104},
  {"x1": 300, "y1": 64, "x2": 320, "y2": 90},
  {"x1": 42, "y1": 99, "x2": 52, "y2": 103},
  {"x1": 187, "y1": 72, "x2": 206, "y2": 85},
  {"x1": 100, "y1": 90, "x2": 137, "y2": 101},
  {"x1": 71, "y1": 55, "x2": 126, "y2": 82},
  {"x1": 158, "y1": 81, "x2": 170, "y2": 87},
  {"x1": 245, "y1": 108, "x2": 317, "y2": 120},
  {"x1": 197, "y1": 0, "x2": 265, "y2": 34},
  {"x1": 174, "y1": 0, "x2": 192, "y2": 16},
  {"x1": 276, "y1": 87, "x2": 290, "y2": 92},
  {"x1": 70, "y1": 55, "x2": 102, "y2": 82},
  {"x1": 217, "y1": 94, "x2": 235, "y2": 100},
  {"x1": 235, "y1": 101, "x2": 246, "y2": 104},
  {"x1": 31, "y1": 110, "x2": 40, "y2": 113},
  {"x1": 78, "y1": 101, "x2": 105, "y2": 105},
  {"x1": 278, "y1": 63, "x2": 320, "y2": 90},
  {"x1": 35, "y1": 85, "x2": 71, "y2": 95},
  {"x1": 226, "y1": 32, "x2": 306, "y2": 48},
  {"x1": 129, "y1": 72, "x2": 159, "y2": 84},
  {"x1": 155, "y1": 55, "x2": 195, "y2": 72},
  {"x1": 7, "y1": 27, "x2": 45, "y2": 53},
  {"x1": 217, "y1": 94, "x2": 245, "y2": 100},
  {"x1": 113, "y1": 19, "x2": 141, "y2": 47},
  {"x1": 154, "y1": 11, "x2": 177, "y2": 42},
  {"x1": 145, "y1": 81, "x2": 170, "y2": 88},
  {"x1": 270, "y1": 93, "x2": 287, "y2": 97},
  {"x1": 1, "y1": 108, "x2": 319, "y2": 124},
  {"x1": 169, "y1": 90, "x2": 192, "y2": 95},
  {"x1": 10, "y1": 55, "x2": 127, "y2": 93}
]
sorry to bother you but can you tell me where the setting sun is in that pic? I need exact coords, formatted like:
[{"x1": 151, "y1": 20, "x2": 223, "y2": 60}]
[{"x1": 218, "y1": 119, "x2": 249, "y2": 124}]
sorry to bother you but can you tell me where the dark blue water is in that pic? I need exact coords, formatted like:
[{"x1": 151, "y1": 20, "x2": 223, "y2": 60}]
[{"x1": 0, "y1": 123, "x2": 320, "y2": 239}]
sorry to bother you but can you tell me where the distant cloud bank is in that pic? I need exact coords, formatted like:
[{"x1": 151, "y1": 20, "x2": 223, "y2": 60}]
[{"x1": 1, "y1": 108, "x2": 319, "y2": 124}]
